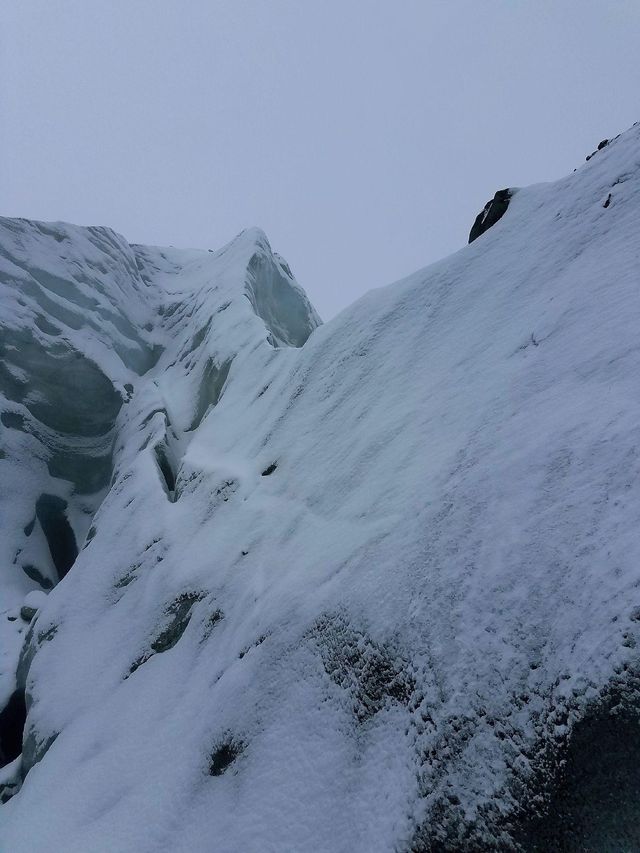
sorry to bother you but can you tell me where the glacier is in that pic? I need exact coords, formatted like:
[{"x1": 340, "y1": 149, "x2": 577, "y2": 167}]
[{"x1": 1, "y1": 122, "x2": 640, "y2": 851}]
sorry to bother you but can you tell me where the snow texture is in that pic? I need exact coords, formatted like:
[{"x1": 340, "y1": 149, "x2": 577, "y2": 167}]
[{"x1": 1, "y1": 123, "x2": 640, "y2": 851}]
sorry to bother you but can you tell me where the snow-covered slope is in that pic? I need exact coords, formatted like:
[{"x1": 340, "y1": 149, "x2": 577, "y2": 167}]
[{"x1": 1, "y1": 123, "x2": 639, "y2": 851}]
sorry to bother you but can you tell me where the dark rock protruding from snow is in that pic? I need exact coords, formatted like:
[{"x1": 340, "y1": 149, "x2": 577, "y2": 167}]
[
  {"x1": 586, "y1": 138, "x2": 611, "y2": 161},
  {"x1": 19, "y1": 606, "x2": 37, "y2": 623},
  {"x1": 515, "y1": 685, "x2": 640, "y2": 850},
  {"x1": 0, "y1": 691, "x2": 27, "y2": 768},
  {"x1": 35, "y1": 495, "x2": 78, "y2": 581},
  {"x1": 209, "y1": 739, "x2": 244, "y2": 776},
  {"x1": 468, "y1": 188, "x2": 512, "y2": 243}
]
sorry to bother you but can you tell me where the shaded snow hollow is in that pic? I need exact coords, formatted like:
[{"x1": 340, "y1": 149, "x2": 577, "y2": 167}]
[{"x1": 1, "y1": 123, "x2": 640, "y2": 851}]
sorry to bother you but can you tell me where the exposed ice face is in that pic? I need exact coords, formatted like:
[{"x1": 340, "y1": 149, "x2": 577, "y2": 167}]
[
  {"x1": 0, "y1": 220, "x2": 164, "y2": 732},
  {"x1": 244, "y1": 235, "x2": 321, "y2": 347},
  {"x1": 1, "y1": 123, "x2": 640, "y2": 851},
  {"x1": 0, "y1": 220, "x2": 320, "y2": 777}
]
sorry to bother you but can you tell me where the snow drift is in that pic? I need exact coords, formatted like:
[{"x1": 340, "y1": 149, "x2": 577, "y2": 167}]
[{"x1": 1, "y1": 123, "x2": 640, "y2": 851}]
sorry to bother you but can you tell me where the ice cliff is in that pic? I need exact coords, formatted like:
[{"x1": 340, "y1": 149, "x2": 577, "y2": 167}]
[{"x1": 1, "y1": 122, "x2": 639, "y2": 851}]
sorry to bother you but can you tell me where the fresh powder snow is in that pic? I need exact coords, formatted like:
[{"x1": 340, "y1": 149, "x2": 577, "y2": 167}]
[{"x1": 0, "y1": 123, "x2": 639, "y2": 851}]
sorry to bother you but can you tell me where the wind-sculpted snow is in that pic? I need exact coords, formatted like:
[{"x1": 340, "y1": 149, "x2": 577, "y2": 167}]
[
  {"x1": 1, "y1": 123, "x2": 640, "y2": 850},
  {"x1": 0, "y1": 222, "x2": 320, "y2": 804},
  {"x1": 0, "y1": 219, "x2": 160, "y2": 757}
]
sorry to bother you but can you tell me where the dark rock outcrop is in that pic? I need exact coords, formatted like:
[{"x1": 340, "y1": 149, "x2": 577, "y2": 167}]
[
  {"x1": 19, "y1": 606, "x2": 38, "y2": 623},
  {"x1": 0, "y1": 691, "x2": 27, "y2": 768},
  {"x1": 209, "y1": 739, "x2": 244, "y2": 776},
  {"x1": 469, "y1": 188, "x2": 512, "y2": 243},
  {"x1": 513, "y1": 679, "x2": 640, "y2": 851},
  {"x1": 586, "y1": 138, "x2": 611, "y2": 161},
  {"x1": 35, "y1": 495, "x2": 78, "y2": 581}
]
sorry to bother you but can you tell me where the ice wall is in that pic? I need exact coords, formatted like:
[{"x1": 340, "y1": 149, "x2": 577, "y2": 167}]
[{"x1": 0, "y1": 221, "x2": 320, "y2": 804}]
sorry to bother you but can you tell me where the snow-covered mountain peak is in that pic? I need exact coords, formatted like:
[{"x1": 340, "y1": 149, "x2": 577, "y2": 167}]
[{"x1": 230, "y1": 225, "x2": 272, "y2": 252}]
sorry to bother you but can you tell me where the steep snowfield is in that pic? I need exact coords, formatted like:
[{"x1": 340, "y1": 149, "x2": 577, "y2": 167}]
[{"x1": 1, "y1": 123, "x2": 639, "y2": 850}]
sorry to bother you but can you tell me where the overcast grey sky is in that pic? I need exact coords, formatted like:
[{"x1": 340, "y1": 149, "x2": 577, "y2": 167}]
[{"x1": 1, "y1": 1, "x2": 638, "y2": 319}]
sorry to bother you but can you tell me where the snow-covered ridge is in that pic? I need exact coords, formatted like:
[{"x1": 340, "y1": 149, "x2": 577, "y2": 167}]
[
  {"x1": 0, "y1": 223, "x2": 320, "y2": 790},
  {"x1": 1, "y1": 122, "x2": 640, "y2": 851}
]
